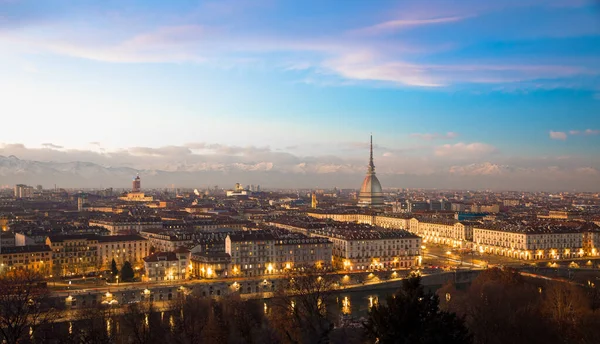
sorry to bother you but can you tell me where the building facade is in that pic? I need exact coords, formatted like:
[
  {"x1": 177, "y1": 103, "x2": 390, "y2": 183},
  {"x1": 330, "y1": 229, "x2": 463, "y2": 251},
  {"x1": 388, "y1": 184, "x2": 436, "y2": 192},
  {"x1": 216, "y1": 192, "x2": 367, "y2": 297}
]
[{"x1": 0, "y1": 245, "x2": 52, "y2": 275}]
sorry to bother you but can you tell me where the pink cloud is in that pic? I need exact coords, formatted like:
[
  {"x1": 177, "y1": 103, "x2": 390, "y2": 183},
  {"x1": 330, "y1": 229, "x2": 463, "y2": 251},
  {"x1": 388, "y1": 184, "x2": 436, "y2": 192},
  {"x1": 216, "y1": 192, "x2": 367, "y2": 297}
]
[
  {"x1": 411, "y1": 132, "x2": 459, "y2": 140},
  {"x1": 434, "y1": 142, "x2": 497, "y2": 157},
  {"x1": 549, "y1": 131, "x2": 567, "y2": 140},
  {"x1": 355, "y1": 16, "x2": 468, "y2": 35}
]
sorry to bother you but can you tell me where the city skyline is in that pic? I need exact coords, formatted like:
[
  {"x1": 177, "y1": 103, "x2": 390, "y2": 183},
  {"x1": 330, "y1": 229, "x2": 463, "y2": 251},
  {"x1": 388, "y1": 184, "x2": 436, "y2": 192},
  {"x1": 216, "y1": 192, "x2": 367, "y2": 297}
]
[{"x1": 1, "y1": 0, "x2": 600, "y2": 190}]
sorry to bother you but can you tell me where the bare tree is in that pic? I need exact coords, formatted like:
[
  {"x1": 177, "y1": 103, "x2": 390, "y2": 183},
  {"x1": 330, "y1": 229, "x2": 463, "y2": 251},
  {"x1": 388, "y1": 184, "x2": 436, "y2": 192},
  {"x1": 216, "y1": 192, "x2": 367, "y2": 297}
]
[
  {"x1": 168, "y1": 295, "x2": 211, "y2": 344},
  {"x1": 120, "y1": 301, "x2": 166, "y2": 344},
  {"x1": 0, "y1": 270, "x2": 61, "y2": 344},
  {"x1": 269, "y1": 270, "x2": 336, "y2": 344},
  {"x1": 71, "y1": 305, "x2": 117, "y2": 344}
]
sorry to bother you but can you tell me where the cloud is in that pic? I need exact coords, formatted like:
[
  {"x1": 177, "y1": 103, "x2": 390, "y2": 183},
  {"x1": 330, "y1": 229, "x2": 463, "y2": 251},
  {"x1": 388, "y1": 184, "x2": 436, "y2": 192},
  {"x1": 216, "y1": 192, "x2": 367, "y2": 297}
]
[
  {"x1": 41, "y1": 143, "x2": 63, "y2": 149},
  {"x1": 554, "y1": 129, "x2": 598, "y2": 139},
  {"x1": 411, "y1": 132, "x2": 459, "y2": 140},
  {"x1": 0, "y1": 142, "x2": 598, "y2": 190},
  {"x1": 0, "y1": 0, "x2": 597, "y2": 90},
  {"x1": 355, "y1": 16, "x2": 468, "y2": 35},
  {"x1": 549, "y1": 131, "x2": 567, "y2": 140},
  {"x1": 434, "y1": 142, "x2": 497, "y2": 158}
]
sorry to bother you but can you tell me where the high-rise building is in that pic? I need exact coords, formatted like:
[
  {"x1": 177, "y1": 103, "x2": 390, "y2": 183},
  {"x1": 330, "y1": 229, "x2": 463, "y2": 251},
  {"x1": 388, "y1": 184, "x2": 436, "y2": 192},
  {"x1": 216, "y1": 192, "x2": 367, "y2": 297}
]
[
  {"x1": 14, "y1": 184, "x2": 34, "y2": 198},
  {"x1": 358, "y1": 135, "x2": 384, "y2": 207},
  {"x1": 78, "y1": 196, "x2": 84, "y2": 211},
  {"x1": 132, "y1": 174, "x2": 141, "y2": 192}
]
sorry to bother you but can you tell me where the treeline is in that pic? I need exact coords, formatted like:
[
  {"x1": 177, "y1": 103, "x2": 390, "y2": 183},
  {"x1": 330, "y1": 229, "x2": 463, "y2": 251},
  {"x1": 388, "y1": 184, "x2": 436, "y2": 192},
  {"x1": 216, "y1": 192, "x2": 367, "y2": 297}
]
[
  {"x1": 2, "y1": 268, "x2": 600, "y2": 343},
  {"x1": 437, "y1": 267, "x2": 600, "y2": 344}
]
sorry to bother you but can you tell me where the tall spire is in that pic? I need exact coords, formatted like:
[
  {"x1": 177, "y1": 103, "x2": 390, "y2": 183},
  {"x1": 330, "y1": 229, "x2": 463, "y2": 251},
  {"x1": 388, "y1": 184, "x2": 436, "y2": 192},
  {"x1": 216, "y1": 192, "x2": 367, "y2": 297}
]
[{"x1": 368, "y1": 134, "x2": 375, "y2": 174}]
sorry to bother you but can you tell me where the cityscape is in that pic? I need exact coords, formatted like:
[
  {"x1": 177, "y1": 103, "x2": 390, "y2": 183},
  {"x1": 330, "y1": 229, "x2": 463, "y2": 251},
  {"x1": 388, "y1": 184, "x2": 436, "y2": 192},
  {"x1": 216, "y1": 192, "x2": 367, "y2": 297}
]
[{"x1": 1, "y1": 0, "x2": 600, "y2": 344}]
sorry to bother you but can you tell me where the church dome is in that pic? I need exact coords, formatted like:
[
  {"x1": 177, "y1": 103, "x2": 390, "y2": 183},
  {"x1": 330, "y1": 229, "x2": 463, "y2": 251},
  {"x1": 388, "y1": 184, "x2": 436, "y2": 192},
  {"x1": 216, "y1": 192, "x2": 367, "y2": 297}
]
[
  {"x1": 359, "y1": 174, "x2": 384, "y2": 206},
  {"x1": 358, "y1": 135, "x2": 384, "y2": 207}
]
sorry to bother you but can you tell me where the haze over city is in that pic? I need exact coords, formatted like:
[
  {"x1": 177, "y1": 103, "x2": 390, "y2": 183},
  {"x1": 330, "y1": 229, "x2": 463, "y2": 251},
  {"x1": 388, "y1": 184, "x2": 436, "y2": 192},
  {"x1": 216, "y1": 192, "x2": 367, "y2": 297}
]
[{"x1": 1, "y1": 0, "x2": 600, "y2": 190}]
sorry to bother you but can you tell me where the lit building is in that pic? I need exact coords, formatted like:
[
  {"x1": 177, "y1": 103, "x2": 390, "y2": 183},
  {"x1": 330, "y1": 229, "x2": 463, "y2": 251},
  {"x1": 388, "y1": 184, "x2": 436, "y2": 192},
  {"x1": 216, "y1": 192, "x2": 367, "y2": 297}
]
[
  {"x1": 132, "y1": 174, "x2": 141, "y2": 192},
  {"x1": 0, "y1": 245, "x2": 52, "y2": 276},
  {"x1": 409, "y1": 217, "x2": 475, "y2": 248},
  {"x1": 309, "y1": 223, "x2": 421, "y2": 270},
  {"x1": 118, "y1": 175, "x2": 153, "y2": 202},
  {"x1": 96, "y1": 235, "x2": 150, "y2": 270},
  {"x1": 226, "y1": 231, "x2": 276, "y2": 277},
  {"x1": 139, "y1": 229, "x2": 193, "y2": 252},
  {"x1": 358, "y1": 136, "x2": 384, "y2": 207},
  {"x1": 311, "y1": 192, "x2": 318, "y2": 209},
  {"x1": 190, "y1": 252, "x2": 231, "y2": 279},
  {"x1": 472, "y1": 221, "x2": 598, "y2": 260},
  {"x1": 226, "y1": 183, "x2": 253, "y2": 197},
  {"x1": 224, "y1": 229, "x2": 332, "y2": 278},
  {"x1": 46, "y1": 235, "x2": 99, "y2": 276},
  {"x1": 306, "y1": 211, "x2": 412, "y2": 230},
  {"x1": 14, "y1": 184, "x2": 34, "y2": 199},
  {"x1": 89, "y1": 217, "x2": 163, "y2": 235},
  {"x1": 143, "y1": 251, "x2": 189, "y2": 282}
]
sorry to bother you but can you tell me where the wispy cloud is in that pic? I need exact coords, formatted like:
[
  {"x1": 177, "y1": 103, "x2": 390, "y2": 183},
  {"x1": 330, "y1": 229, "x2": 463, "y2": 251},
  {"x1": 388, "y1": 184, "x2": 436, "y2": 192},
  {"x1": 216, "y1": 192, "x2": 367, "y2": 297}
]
[
  {"x1": 41, "y1": 143, "x2": 63, "y2": 149},
  {"x1": 434, "y1": 142, "x2": 497, "y2": 158},
  {"x1": 549, "y1": 131, "x2": 568, "y2": 140},
  {"x1": 355, "y1": 16, "x2": 469, "y2": 35},
  {"x1": 411, "y1": 132, "x2": 459, "y2": 140},
  {"x1": 554, "y1": 129, "x2": 599, "y2": 139}
]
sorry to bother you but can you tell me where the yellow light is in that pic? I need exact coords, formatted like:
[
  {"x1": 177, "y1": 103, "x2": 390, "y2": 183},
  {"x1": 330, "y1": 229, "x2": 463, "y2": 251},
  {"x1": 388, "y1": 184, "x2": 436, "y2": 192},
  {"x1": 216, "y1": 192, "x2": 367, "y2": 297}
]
[
  {"x1": 267, "y1": 264, "x2": 273, "y2": 273},
  {"x1": 285, "y1": 263, "x2": 291, "y2": 269},
  {"x1": 207, "y1": 267, "x2": 213, "y2": 276},
  {"x1": 446, "y1": 251, "x2": 452, "y2": 255}
]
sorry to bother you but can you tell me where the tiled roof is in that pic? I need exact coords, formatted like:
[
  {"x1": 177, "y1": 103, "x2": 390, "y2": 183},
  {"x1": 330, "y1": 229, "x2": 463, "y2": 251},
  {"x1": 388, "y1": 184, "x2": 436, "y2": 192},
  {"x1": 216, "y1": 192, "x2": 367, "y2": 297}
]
[{"x1": 0, "y1": 245, "x2": 51, "y2": 254}]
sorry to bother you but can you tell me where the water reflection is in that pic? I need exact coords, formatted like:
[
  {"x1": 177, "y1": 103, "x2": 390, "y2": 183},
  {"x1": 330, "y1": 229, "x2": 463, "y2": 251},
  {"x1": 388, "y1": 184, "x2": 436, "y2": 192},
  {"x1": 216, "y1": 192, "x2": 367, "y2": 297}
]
[
  {"x1": 169, "y1": 314, "x2": 175, "y2": 332},
  {"x1": 106, "y1": 318, "x2": 111, "y2": 336},
  {"x1": 368, "y1": 295, "x2": 378, "y2": 310},
  {"x1": 342, "y1": 296, "x2": 351, "y2": 315}
]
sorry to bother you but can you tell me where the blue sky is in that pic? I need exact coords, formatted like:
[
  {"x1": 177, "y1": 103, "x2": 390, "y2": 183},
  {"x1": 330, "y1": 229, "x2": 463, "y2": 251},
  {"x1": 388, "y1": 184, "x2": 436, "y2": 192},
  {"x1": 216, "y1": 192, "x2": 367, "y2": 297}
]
[{"x1": 0, "y1": 0, "x2": 599, "y2": 190}]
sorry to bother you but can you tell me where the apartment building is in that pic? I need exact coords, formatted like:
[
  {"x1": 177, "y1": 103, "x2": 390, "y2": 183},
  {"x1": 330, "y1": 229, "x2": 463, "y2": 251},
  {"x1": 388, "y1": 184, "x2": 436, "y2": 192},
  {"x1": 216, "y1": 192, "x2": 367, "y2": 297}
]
[
  {"x1": 0, "y1": 245, "x2": 52, "y2": 275},
  {"x1": 225, "y1": 231, "x2": 276, "y2": 277},
  {"x1": 143, "y1": 251, "x2": 188, "y2": 282},
  {"x1": 46, "y1": 234, "x2": 99, "y2": 276},
  {"x1": 96, "y1": 235, "x2": 150, "y2": 270},
  {"x1": 472, "y1": 221, "x2": 597, "y2": 260},
  {"x1": 310, "y1": 223, "x2": 421, "y2": 271},
  {"x1": 88, "y1": 216, "x2": 162, "y2": 235},
  {"x1": 409, "y1": 217, "x2": 475, "y2": 248},
  {"x1": 139, "y1": 228, "x2": 194, "y2": 252}
]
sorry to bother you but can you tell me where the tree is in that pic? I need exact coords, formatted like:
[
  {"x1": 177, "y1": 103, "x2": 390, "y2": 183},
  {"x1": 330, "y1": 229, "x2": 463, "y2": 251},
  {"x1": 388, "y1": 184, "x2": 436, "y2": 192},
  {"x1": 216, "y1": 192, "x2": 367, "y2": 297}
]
[
  {"x1": 365, "y1": 276, "x2": 471, "y2": 344},
  {"x1": 121, "y1": 301, "x2": 166, "y2": 344},
  {"x1": 269, "y1": 270, "x2": 337, "y2": 344},
  {"x1": 110, "y1": 259, "x2": 119, "y2": 278},
  {"x1": 0, "y1": 270, "x2": 61, "y2": 344},
  {"x1": 121, "y1": 261, "x2": 135, "y2": 282},
  {"x1": 169, "y1": 294, "x2": 212, "y2": 344},
  {"x1": 438, "y1": 268, "x2": 558, "y2": 344}
]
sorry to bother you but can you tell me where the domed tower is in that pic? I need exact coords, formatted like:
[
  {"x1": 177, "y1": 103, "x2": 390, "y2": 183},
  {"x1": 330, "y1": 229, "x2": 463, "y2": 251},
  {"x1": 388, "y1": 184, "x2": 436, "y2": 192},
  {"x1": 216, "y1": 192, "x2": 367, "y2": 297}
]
[{"x1": 358, "y1": 135, "x2": 384, "y2": 207}]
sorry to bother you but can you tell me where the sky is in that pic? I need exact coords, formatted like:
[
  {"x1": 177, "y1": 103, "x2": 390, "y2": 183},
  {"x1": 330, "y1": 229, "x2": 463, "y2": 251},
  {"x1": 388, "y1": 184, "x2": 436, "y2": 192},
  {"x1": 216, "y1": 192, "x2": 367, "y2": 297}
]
[{"x1": 0, "y1": 0, "x2": 599, "y2": 190}]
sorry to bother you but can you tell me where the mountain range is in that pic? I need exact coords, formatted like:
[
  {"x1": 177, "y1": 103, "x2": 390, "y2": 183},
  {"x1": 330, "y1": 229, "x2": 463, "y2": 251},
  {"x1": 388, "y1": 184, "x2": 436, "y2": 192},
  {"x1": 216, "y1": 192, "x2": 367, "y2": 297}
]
[{"x1": 0, "y1": 155, "x2": 598, "y2": 191}]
